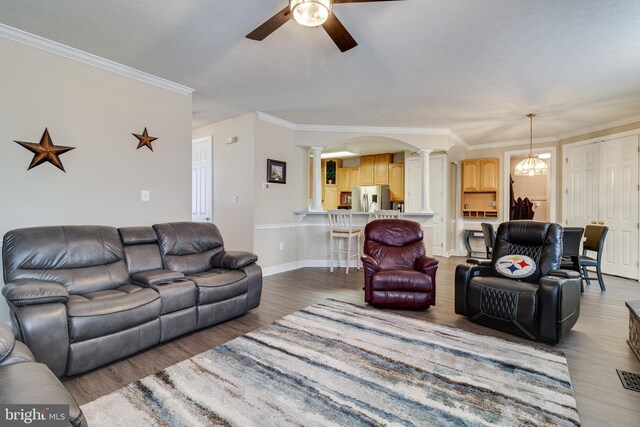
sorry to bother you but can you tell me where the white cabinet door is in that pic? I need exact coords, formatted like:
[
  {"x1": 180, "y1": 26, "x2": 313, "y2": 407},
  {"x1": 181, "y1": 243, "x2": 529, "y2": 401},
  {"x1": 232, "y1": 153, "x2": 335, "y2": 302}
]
[
  {"x1": 566, "y1": 135, "x2": 639, "y2": 279},
  {"x1": 192, "y1": 137, "x2": 212, "y2": 222}
]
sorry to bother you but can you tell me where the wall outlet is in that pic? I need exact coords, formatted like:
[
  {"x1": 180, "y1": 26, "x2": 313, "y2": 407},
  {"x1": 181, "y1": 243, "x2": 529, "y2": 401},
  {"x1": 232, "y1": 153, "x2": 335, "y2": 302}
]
[
  {"x1": 263, "y1": 183, "x2": 270, "y2": 191},
  {"x1": 141, "y1": 190, "x2": 150, "y2": 202},
  {"x1": 279, "y1": 242, "x2": 284, "y2": 250},
  {"x1": 229, "y1": 195, "x2": 238, "y2": 204}
]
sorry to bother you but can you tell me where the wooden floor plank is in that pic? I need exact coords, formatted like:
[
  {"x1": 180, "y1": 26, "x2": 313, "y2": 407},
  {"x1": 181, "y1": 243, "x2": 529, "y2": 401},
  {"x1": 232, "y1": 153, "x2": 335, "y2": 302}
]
[{"x1": 63, "y1": 257, "x2": 640, "y2": 426}]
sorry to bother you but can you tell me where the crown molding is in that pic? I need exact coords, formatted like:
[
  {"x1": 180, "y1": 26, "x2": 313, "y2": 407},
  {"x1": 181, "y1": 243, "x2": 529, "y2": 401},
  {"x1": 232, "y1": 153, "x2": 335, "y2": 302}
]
[
  {"x1": 555, "y1": 113, "x2": 640, "y2": 141},
  {"x1": 0, "y1": 24, "x2": 194, "y2": 95},
  {"x1": 255, "y1": 112, "x2": 469, "y2": 147},
  {"x1": 468, "y1": 136, "x2": 558, "y2": 151},
  {"x1": 254, "y1": 112, "x2": 296, "y2": 129}
]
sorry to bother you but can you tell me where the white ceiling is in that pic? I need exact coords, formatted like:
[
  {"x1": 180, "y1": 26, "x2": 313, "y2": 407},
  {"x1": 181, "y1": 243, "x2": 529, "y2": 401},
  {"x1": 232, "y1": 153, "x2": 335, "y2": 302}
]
[{"x1": 1, "y1": 0, "x2": 639, "y2": 146}]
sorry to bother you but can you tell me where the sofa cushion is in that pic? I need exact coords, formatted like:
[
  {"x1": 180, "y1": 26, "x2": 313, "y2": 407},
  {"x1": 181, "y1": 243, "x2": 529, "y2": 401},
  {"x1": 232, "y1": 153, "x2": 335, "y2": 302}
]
[
  {"x1": 3, "y1": 225, "x2": 130, "y2": 295},
  {"x1": 148, "y1": 280, "x2": 197, "y2": 314},
  {"x1": 0, "y1": 323, "x2": 15, "y2": 363},
  {"x1": 67, "y1": 285, "x2": 161, "y2": 341},
  {"x1": 153, "y1": 222, "x2": 225, "y2": 274},
  {"x1": 371, "y1": 270, "x2": 432, "y2": 292},
  {"x1": 189, "y1": 269, "x2": 248, "y2": 305}
]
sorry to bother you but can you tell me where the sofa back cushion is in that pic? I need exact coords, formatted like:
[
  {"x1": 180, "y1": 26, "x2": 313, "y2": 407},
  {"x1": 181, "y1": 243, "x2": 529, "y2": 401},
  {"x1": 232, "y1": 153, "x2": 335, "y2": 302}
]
[
  {"x1": 119, "y1": 226, "x2": 164, "y2": 275},
  {"x1": 153, "y1": 222, "x2": 224, "y2": 274},
  {"x1": 3, "y1": 226, "x2": 129, "y2": 295},
  {"x1": 364, "y1": 219, "x2": 425, "y2": 270},
  {"x1": 491, "y1": 220, "x2": 562, "y2": 283}
]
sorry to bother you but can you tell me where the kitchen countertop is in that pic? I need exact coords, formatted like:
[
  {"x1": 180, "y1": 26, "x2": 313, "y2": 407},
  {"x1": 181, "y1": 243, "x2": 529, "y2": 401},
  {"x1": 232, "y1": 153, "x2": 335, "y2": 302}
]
[{"x1": 293, "y1": 210, "x2": 436, "y2": 217}]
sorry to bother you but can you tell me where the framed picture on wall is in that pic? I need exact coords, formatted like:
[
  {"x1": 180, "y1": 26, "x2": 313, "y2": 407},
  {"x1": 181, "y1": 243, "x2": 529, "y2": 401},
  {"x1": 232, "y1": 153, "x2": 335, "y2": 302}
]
[{"x1": 267, "y1": 159, "x2": 286, "y2": 184}]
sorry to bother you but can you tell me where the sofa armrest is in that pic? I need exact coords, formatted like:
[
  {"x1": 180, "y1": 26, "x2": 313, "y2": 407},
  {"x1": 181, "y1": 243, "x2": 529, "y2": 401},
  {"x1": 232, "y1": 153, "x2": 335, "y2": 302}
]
[
  {"x1": 466, "y1": 258, "x2": 492, "y2": 267},
  {"x1": 0, "y1": 323, "x2": 15, "y2": 364},
  {"x1": 547, "y1": 269, "x2": 581, "y2": 279},
  {"x1": 131, "y1": 269, "x2": 185, "y2": 286},
  {"x1": 2, "y1": 281, "x2": 69, "y2": 306},
  {"x1": 538, "y1": 274, "x2": 582, "y2": 344},
  {"x1": 454, "y1": 263, "x2": 491, "y2": 316},
  {"x1": 211, "y1": 251, "x2": 258, "y2": 270}
]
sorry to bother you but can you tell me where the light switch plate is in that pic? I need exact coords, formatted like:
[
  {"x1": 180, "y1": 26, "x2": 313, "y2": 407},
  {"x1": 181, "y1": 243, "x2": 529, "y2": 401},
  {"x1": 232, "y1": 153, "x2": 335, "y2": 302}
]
[{"x1": 141, "y1": 190, "x2": 150, "y2": 202}]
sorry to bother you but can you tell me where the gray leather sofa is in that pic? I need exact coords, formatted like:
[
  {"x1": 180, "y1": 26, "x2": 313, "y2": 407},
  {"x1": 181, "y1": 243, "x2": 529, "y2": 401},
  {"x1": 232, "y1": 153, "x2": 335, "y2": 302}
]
[
  {"x1": 0, "y1": 322, "x2": 86, "y2": 427},
  {"x1": 2, "y1": 222, "x2": 262, "y2": 377}
]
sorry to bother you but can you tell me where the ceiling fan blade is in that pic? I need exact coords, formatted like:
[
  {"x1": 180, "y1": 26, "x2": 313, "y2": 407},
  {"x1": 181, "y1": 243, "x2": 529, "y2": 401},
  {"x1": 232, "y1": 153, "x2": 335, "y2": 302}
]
[
  {"x1": 322, "y1": 14, "x2": 358, "y2": 52},
  {"x1": 246, "y1": 6, "x2": 292, "y2": 41},
  {"x1": 332, "y1": 0, "x2": 405, "y2": 3}
]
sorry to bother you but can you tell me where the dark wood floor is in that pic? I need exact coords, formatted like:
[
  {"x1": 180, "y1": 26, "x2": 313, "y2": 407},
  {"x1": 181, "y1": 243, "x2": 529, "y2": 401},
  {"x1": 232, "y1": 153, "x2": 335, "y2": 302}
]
[{"x1": 64, "y1": 257, "x2": 640, "y2": 426}]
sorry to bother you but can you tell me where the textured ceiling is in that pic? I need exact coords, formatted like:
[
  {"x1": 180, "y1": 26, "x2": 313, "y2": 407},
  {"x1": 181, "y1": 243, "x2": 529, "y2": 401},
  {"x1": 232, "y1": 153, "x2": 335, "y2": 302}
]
[{"x1": 1, "y1": 0, "x2": 639, "y2": 145}]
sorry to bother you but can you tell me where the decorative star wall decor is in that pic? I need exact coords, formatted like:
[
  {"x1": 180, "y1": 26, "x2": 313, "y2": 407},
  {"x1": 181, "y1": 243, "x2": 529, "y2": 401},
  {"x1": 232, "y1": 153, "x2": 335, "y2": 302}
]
[
  {"x1": 132, "y1": 127, "x2": 158, "y2": 151},
  {"x1": 14, "y1": 128, "x2": 76, "y2": 172}
]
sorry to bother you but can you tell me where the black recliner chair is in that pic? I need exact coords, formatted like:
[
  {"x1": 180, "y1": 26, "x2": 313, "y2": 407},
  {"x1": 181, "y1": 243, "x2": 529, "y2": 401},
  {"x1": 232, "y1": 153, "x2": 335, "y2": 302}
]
[{"x1": 455, "y1": 221, "x2": 581, "y2": 344}]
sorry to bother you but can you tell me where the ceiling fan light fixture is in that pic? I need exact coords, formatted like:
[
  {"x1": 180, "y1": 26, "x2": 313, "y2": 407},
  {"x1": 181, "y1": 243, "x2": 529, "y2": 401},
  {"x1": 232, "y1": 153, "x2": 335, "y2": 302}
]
[
  {"x1": 290, "y1": 0, "x2": 332, "y2": 27},
  {"x1": 514, "y1": 113, "x2": 549, "y2": 176}
]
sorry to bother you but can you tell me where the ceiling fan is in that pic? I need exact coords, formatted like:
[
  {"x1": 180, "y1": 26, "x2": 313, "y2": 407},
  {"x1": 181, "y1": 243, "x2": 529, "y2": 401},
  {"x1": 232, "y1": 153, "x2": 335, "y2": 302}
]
[{"x1": 246, "y1": 0, "x2": 404, "y2": 53}]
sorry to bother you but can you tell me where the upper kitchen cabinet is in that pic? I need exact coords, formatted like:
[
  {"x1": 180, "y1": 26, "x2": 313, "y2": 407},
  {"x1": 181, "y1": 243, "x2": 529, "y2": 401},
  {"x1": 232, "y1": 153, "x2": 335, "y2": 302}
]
[
  {"x1": 389, "y1": 163, "x2": 404, "y2": 202},
  {"x1": 462, "y1": 158, "x2": 499, "y2": 191},
  {"x1": 461, "y1": 157, "x2": 499, "y2": 218},
  {"x1": 374, "y1": 154, "x2": 393, "y2": 185},
  {"x1": 359, "y1": 156, "x2": 375, "y2": 186}
]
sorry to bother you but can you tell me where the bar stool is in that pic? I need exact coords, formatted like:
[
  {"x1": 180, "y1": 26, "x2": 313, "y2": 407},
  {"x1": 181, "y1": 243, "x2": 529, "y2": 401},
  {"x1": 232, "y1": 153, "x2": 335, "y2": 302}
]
[
  {"x1": 328, "y1": 209, "x2": 362, "y2": 274},
  {"x1": 374, "y1": 209, "x2": 402, "y2": 219}
]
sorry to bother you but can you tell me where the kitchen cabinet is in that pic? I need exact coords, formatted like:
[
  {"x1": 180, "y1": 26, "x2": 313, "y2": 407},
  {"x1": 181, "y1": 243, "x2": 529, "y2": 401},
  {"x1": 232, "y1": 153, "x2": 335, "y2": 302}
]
[
  {"x1": 349, "y1": 167, "x2": 359, "y2": 188},
  {"x1": 389, "y1": 163, "x2": 404, "y2": 202},
  {"x1": 323, "y1": 185, "x2": 338, "y2": 210},
  {"x1": 359, "y1": 156, "x2": 374, "y2": 186},
  {"x1": 337, "y1": 168, "x2": 350, "y2": 192},
  {"x1": 374, "y1": 154, "x2": 393, "y2": 185},
  {"x1": 461, "y1": 157, "x2": 499, "y2": 218}
]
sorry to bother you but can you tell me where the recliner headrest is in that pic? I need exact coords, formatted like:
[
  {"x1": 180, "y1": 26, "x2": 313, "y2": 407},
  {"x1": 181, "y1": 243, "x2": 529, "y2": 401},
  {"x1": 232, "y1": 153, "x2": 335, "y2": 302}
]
[
  {"x1": 364, "y1": 219, "x2": 423, "y2": 247},
  {"x1": 119, "y1": 226, "x2": 158, "y2": 245}
]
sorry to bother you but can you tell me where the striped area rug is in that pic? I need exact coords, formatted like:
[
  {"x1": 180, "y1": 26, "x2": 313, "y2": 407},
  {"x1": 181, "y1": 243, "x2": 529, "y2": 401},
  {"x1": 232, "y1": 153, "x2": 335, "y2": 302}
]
[{"x1": 82, "y1": 299, "x2": 580, "y2": 426}]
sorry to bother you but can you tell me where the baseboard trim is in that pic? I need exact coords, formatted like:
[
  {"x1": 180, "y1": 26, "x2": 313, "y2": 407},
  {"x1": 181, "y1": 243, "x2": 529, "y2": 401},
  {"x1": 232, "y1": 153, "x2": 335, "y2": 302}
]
[{"x1": 262, "y1": 259, "x2": 360, "y2": 277}]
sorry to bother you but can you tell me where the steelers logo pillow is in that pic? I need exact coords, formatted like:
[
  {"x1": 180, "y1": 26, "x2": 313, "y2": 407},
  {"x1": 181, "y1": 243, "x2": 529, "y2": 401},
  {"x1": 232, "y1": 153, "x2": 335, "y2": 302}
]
[{"x1": 495, "y1": 255, "x2": 537, "y2": 279}]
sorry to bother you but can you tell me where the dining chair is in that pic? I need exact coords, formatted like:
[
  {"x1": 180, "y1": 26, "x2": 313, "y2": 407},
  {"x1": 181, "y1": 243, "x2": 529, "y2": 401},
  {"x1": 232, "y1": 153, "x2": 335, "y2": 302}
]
[
  {"x1": 328, "y1": 210, "x2": 362, "y2": 274},
  {"x1": 578, "y1": 225, "x2": 609, "y2": 291},
  {"x1": 480, "y1": 222, "x2": 496, "y2": 259},
  {"x1": 561, "y1": 226, "x2": 585, "y2": 291},
  {"x1": 374, "y1": 209, "x2": 402, "y2": 219}
]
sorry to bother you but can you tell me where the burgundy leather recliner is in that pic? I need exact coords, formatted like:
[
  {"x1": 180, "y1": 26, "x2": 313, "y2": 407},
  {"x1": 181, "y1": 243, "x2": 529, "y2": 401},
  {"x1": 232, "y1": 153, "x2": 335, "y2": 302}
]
[{"x1": 362, "y1": 219, "x2": 439, "y2": 309}]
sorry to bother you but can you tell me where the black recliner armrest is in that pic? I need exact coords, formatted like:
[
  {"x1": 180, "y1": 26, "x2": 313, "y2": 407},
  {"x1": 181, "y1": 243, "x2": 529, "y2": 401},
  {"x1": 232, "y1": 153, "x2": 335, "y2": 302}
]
[
  {"x1": 538, "y1": 274, "x2": 582, "y2": 344},
  {"x1": 211, "y1": 251, "x2": 258, "y2": 270},
  {"x1": 454, "y1": 263, "x2": 491, "y2": 316},
  {"x1": 2, "y1": 281, "x2": 69, "y2": 307},
  {"x1": 466, "y1": 258, "x2": 492, "y2": 266}
]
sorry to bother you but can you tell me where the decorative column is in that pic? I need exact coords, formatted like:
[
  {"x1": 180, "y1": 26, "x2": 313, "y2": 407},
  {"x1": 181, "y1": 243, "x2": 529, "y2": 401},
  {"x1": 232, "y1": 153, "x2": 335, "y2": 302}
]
[
  {"x1": 454, "y1": 161, "x2": 465, "y2": 255},
  {"x1": 419, "y1": 149, "x2": 433, "y2": 213},
  {"x1": 310, "y1": 146, "x2": 324, "y2": 212}
]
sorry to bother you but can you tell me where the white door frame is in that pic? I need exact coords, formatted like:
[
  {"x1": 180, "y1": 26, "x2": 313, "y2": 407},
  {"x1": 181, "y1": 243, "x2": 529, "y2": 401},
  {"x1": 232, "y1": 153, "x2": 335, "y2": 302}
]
[
  {"x1": 503, "y1": 146, "x2": 557, "y2": 223},
  {"x1": 192, "y1": 136, "x2": 213, "y2": 222}
]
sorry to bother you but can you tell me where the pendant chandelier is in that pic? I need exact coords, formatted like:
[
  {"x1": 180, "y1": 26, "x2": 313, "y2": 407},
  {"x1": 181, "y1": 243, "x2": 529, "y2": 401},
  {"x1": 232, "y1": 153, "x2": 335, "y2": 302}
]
[{"x1": 513, "y1": 113, "x2": 549, "y2": 176}]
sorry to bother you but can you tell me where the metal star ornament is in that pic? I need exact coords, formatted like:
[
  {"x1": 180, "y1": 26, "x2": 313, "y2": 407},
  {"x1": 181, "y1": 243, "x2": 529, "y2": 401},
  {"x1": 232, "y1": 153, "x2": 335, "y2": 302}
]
[
  {"x1": 14, "y1": 128, "x2": 76, "y2": 172},
  {"x1": 132, "y1": 127, "x2": 158, "y2": 151}
]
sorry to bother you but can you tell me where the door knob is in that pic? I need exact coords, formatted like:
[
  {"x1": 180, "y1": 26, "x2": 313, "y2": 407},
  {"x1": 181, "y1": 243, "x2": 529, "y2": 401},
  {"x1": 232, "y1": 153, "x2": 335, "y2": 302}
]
[
  {"x1": 591, "y1": 220, "x2": 597, "y2": 224},
  {"x1": 598, "y1": 220, "x2": 604, "y2": 225}
]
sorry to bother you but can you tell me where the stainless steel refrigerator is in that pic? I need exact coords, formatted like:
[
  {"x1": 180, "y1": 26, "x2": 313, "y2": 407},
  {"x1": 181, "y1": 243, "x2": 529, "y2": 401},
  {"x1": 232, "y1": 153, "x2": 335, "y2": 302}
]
[{"x1": 351, "y1": 186, "x2": 391, "y2": 212}]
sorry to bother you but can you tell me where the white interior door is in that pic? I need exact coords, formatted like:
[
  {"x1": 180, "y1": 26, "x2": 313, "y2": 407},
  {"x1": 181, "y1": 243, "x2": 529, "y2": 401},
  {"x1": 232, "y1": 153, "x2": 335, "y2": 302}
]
[
  {"x1": 192, "y1": 137, "x2": 212, "y2": 222},
  {"x1": 565, "y1": 135, "x2": 639, "y2": 279},
  {"x1": 598, "y1": 135, "x2": 638, "y2": 278},
  {"x1": 429, "y1": 156, "x2": 446, "y2": 256}
]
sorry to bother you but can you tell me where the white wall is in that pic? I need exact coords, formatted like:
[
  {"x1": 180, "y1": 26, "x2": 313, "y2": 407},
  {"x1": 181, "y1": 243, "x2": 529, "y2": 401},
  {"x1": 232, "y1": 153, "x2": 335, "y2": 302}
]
[
  {"x1": 0, "y1": 37, "x2": 192, "y2": 322},
  {"x1": 192, "y1": 114, "x2": 256, "y2": 251}
]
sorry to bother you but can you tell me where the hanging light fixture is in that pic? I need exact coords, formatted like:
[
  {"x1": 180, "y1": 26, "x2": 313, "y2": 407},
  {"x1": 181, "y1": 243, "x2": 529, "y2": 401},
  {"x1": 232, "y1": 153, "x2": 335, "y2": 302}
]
[
  {"x1": 514, "y1": 113, "x2": 549, "y2": 176},
  {"x1": 290, "y1": 0, "x2": 332, "y2": 27}
]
